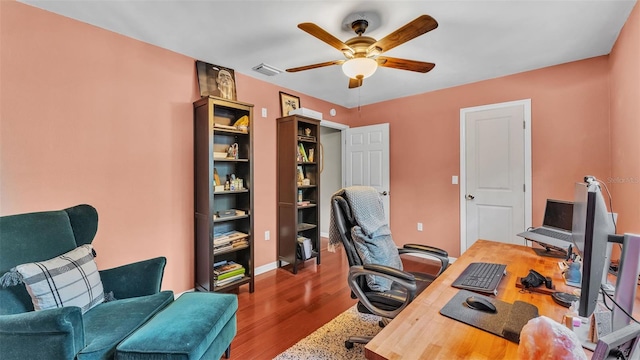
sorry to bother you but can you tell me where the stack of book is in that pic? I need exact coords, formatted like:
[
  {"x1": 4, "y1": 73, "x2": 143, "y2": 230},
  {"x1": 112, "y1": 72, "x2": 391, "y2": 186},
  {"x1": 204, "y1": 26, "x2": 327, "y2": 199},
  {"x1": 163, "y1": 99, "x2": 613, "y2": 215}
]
[
  {"x1": 213, "y1": 230, "x2": 249, "y2": 254},
  {"x1": 213, "y1": 260, "x2": 246, "y2": 287}
]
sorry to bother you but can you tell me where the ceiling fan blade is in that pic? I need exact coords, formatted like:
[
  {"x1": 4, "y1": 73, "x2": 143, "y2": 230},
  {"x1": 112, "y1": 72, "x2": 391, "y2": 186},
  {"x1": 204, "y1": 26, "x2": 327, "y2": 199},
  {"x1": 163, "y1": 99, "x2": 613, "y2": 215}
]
[
  {"x1": 348, "y1": 77, "x2": 363, "y2": 89},
  {"x1": 286, "y1": 60, "x2": 345, "y2": 73},
  {"x1": 298, "y1": 23, "x2": 355, "y2": 55},
  {"x1": 377, "y1": 56, "x2": 435, "y2": 73},
  {"x1": 368, "y1": 15, "x2": 438, "y2": 54}
]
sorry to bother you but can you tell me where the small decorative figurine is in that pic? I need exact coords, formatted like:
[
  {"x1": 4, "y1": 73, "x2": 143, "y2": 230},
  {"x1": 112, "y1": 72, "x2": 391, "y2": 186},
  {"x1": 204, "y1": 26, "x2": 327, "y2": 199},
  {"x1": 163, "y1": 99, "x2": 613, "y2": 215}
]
[{"x1": 227, "y1": 143, "x2": 239, "y2": 159}]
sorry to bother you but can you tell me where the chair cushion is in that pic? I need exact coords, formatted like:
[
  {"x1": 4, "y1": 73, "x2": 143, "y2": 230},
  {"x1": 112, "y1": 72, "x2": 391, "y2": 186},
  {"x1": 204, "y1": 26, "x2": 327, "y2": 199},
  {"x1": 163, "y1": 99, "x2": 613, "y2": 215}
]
[
  {"x1": 116, "y1": 292, "x2": 237, "y2": 360},
  {"x1": 78, "y1": 290, "x2": 174, "y2": 360},
  {"x1": 351, "y1": 226, "x2": 402, "y2": 291},
  {"x1": 6, "y1": 245, "x2": 104, "y2": 313}
]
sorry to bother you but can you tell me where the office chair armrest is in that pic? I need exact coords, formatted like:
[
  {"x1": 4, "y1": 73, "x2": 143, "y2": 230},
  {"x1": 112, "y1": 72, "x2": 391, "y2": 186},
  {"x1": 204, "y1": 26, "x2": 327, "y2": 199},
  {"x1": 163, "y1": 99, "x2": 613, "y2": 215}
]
[
  {"x1": 348, "y1": 265, "x2": 417, "y2": 320},
  {"x1": 399, "y1": 244, "x2": 450, "y2": 276},
  {"x1": 403, "y1": 244, "x2": 448, "y2": 258},
  {"x1": 363, "y1": 263, "x2": 416, "y2": 282}
]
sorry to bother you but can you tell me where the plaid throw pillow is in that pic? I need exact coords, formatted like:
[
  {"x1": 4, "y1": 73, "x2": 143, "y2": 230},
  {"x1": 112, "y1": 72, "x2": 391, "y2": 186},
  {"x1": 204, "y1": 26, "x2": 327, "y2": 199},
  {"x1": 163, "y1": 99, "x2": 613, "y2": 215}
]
[{"x1": 16, "y1": 244, "x2": 104, "y2": 313}]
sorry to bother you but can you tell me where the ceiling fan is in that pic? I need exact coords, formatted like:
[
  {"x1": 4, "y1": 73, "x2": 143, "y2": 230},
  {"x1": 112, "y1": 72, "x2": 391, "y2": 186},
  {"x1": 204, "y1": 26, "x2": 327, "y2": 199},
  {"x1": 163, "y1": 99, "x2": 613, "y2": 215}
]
[{"x1": 286, "y1": 15, "x2": 438, "y2": 89}]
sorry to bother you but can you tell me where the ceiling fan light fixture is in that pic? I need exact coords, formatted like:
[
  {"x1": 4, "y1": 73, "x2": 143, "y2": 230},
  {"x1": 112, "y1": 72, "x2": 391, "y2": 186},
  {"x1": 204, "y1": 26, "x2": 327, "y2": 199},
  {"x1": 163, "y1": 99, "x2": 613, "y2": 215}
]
[{"x1": 342, "y1": 58, "x2": 377, "y2": 80}]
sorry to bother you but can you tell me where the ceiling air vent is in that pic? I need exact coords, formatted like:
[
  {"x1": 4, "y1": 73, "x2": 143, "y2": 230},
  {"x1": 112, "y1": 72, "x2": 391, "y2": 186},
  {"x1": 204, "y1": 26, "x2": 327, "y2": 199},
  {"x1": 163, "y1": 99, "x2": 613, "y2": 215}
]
[{"x1": 252, "y1": 63, "x2": 283, "y2": 76}]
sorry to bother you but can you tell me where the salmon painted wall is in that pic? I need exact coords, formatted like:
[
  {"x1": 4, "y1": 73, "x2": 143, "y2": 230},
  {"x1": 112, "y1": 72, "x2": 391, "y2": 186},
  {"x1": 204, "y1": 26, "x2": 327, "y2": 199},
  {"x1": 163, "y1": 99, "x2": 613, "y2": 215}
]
[
  {"x1": 0, "y1": 2, "x2": 198, "y2": 293},
  {"x1": 351, "y1": 57, "x2": 612, "y2": 256},
  {"x1": 0, "y1": 2, "x2": 350, "y2": 293},
  {"x1": 609, "y1": 2, "x2": 640, "y2": 235}
]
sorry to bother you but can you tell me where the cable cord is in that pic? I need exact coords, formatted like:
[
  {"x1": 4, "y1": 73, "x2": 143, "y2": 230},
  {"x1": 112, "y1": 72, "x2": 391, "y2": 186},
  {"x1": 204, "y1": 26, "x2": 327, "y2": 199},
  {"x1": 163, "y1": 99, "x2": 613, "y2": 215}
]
[
  {"x1": 593, "y1": 176, "x2": 617, "y2": 234},
  {"x1": 600, "y1": 284, "x2": 640, "y2": 324}
]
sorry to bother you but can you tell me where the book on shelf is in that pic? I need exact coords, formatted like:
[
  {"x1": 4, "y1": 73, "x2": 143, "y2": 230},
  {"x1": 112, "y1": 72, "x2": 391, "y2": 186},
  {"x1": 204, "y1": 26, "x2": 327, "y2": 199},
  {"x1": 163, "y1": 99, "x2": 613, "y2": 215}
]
[
  {"x1": 214, "y1": 267, "x2": 246, "y2": 281},
  {"x1": 298, "y1": 143, "x2": 308, "y2": 162},
  {"x1": 296, "y1": 236, "x2": 313, "y2": 260},
  {"x1": 297, "y1": 200, "x2": 311, "y2": 206},
  {"x1": 213, "y1": 260, "x2": 243, "y2": 274},
  {"x1": 213, "y1": 238, "x2": 249, "y2": 254},
  {"x1": 213, "y1": 230, "x2": 248, "y2": 243},
  {"x1": 215, "y1": 274, "x2": 244, "y2": 287},
  {"x1": 213, "y1": 123, "x2": 238, "y2": 130}
]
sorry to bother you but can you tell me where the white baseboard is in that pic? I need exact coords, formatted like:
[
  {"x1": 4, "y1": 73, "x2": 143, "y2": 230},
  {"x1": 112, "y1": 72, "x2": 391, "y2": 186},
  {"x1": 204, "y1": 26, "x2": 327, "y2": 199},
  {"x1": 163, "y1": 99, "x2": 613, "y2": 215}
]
[
  {"x1": 254, "y1": 261, "x2": 278, "y2": 276},
  {"x1": 176, "y1": 289, "x2": 195, "y2": 298},
  {"x1": 320, "y1": 231, "x2": 329, "y2": 238}
]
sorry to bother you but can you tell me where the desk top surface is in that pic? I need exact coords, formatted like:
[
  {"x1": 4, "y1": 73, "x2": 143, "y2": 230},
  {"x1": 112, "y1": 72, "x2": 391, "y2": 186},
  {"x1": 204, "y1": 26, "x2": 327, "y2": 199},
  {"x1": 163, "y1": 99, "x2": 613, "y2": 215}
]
[{"x1": 365, "y1": 240, "x2": 590, "y2": 360}]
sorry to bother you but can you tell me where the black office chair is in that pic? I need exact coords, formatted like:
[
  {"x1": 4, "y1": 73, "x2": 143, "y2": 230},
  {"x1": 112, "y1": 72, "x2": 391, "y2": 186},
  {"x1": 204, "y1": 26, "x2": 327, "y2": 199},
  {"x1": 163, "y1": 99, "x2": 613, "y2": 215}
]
[{"x1": 330, "y1": 187, "x2": 450, "y2": 349}]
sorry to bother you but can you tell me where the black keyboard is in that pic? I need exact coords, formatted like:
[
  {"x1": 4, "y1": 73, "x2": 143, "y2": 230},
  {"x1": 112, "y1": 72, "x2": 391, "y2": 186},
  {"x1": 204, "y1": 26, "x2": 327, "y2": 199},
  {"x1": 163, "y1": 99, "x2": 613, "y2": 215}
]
[
  {"x1": 531, "y1": 227, "x2": 572, "y2": 241},
  {"x1": 452, "y1": 262, "x2": 507, "y2": 295}
]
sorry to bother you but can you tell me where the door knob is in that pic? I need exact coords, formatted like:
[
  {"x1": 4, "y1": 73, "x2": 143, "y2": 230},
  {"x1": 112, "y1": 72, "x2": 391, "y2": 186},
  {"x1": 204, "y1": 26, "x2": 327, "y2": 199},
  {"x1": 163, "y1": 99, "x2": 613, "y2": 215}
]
[
  {"x1": 380, "y1": 191, "x2": 388, "y2": 196},
  {"x1": 466, "y1": 194, "x2": 475, "y2": 200}
]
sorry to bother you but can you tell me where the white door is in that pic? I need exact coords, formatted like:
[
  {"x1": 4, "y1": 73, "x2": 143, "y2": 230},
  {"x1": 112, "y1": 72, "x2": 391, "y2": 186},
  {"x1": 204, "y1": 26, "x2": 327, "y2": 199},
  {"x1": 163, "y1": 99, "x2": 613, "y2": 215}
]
[
  {"x1": 345, "y1": 123, "x2": 390, "y2": 222},
  {"x1": 460, "y1": 100, "x2": 532, "y2": 252}
]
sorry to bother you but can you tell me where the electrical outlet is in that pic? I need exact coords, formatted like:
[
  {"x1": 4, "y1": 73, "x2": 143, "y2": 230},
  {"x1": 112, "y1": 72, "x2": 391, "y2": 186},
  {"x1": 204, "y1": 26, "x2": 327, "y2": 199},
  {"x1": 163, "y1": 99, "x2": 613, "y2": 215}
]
[
  {"x1": 264, "y1": 230, "x2": 270, "y2": 240},
  {"x1": 261, "y1": 108, "x2": 267, "y2": 118},
  {"x1": 417, "y1": 223, "x2": 423, "y2": 231}
]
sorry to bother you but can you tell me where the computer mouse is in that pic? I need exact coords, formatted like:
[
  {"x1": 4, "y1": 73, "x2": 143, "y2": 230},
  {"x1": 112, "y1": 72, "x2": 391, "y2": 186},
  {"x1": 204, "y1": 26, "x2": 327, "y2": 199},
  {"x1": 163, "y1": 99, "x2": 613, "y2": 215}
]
[{"x1": 465, "y1": 296, "x2": 497, "y2": 313}]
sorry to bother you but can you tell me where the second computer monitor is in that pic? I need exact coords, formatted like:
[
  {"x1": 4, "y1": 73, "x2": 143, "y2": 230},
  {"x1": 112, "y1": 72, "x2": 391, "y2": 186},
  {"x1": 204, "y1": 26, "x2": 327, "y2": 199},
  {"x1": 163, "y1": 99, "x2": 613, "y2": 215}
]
[{"x1": 571, "y1": 180, "x2": 616, "y2": 318}]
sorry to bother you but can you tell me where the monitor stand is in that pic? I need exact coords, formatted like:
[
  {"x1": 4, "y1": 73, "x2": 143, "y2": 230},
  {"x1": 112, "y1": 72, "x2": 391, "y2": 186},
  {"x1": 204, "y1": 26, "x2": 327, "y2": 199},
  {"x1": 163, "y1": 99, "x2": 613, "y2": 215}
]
[{"x1": 533, "y1": 247, "x2": 567, "y2": 258}]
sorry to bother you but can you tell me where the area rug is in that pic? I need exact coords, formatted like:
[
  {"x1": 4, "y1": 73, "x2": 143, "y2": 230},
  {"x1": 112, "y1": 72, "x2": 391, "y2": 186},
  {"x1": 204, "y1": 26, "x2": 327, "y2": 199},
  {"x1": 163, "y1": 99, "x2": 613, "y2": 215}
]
[{"x1": 273, "y1": 305, "x2": 382, "y2": 360}]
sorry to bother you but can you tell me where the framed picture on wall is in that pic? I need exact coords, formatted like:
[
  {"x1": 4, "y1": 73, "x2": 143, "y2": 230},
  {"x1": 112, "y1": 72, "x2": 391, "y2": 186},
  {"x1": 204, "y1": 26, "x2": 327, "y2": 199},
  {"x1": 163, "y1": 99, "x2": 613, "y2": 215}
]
[
  {"x1": 279, "y1": 92, "x2": 300, "y2": 117},
  {"x1": 196, "y1": 60, "x2": 237, "y2": 100}
]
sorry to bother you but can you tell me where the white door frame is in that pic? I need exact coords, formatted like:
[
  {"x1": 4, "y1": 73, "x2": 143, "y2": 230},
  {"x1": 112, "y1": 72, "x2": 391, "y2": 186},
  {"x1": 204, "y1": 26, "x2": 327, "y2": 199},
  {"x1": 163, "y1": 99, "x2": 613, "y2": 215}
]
[
  {"x1": 459, "y1": 99, "x2": 533, "y2": 253},
  {"x1": 319, "y1": 119, "x2": 349, "y2": 238}
]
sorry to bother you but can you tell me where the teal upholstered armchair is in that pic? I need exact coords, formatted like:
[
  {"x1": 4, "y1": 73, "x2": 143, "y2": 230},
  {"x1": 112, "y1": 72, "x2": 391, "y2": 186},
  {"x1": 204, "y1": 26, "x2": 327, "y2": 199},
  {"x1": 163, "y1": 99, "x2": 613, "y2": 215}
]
[{"x1": 0, "y1": 205, "x2": 174, "y2": 360}]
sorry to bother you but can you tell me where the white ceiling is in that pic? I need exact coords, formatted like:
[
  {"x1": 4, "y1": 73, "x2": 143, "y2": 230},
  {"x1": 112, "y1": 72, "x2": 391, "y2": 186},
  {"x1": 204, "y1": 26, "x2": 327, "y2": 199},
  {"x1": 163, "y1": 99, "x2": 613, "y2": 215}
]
[{"x1": 21, "y1": 0, "x2": 636, "y2": 109}]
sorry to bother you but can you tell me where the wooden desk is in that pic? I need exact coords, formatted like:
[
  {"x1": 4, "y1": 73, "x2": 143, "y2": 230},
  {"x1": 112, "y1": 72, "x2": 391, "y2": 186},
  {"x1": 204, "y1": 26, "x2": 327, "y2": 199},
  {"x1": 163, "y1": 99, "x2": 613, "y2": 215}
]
[{"x1": 365, "y1": 240, "x2": 590, "y2": 359}]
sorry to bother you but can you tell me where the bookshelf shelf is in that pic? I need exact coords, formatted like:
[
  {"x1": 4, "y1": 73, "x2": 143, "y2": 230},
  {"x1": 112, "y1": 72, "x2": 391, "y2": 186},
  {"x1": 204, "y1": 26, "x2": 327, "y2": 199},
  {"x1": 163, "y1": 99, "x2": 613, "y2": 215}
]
[
  {"x1": 214, "y1": 189, "x2": 250, "y2": 195},
  {"x1": 213, "y1": 214, "x2": 249, "y2": 223},
  {"x1": 214, "y1": 244, "x2": 249, "y2": 256},
  {"x1": 297, "y1": 223, "x2": 317, "y2": 231},
  {"x1": 213, "y1": 276, "x2": 252, "y2": 291}
]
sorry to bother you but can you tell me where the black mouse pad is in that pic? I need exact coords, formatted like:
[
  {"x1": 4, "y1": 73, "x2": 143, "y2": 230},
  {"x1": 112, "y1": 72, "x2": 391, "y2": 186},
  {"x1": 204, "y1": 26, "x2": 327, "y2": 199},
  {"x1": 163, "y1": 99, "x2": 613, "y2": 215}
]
[{"x1": 439, "y1": 289, "x2": 539, "y2": 343}]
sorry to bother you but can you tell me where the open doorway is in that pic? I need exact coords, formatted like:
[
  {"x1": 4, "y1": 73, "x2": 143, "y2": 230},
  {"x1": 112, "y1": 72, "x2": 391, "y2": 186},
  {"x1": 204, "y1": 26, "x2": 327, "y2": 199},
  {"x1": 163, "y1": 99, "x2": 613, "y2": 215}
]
[{"x1": 319, "y1": 121, "x2": 347, "y2": 238}]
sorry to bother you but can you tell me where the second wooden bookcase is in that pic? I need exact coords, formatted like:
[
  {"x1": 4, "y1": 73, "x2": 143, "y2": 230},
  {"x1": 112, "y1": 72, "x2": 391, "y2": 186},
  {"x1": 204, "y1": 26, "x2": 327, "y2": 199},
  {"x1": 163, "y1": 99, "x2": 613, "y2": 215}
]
[{"x1": 276, "y1": 114, "x2": 321, "y2": 274}]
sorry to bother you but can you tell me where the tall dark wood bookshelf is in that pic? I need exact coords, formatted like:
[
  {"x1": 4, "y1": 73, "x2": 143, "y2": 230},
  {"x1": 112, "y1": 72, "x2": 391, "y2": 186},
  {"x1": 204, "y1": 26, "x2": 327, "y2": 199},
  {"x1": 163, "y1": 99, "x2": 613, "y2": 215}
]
[
  {"x1": 276, "y1": 114, "x2": 321, "y2": 274},
  {"x1": 194, "y1": 96, "x2": 254, "y2": 293}
]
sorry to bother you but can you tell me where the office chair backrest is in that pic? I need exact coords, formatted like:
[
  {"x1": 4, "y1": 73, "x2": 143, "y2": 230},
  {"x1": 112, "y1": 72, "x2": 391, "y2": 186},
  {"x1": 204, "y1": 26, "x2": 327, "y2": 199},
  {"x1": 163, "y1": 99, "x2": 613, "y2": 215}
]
[{"x1": 331, "y1": 195, "x2": 370, "y2": 293}]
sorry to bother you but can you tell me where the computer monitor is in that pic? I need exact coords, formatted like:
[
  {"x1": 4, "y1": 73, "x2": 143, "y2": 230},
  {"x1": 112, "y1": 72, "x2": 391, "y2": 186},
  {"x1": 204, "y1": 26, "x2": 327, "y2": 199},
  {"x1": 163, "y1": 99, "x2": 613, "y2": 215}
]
[{"x1": 571, "y1": 180, "x2": 616, "y2": 318}]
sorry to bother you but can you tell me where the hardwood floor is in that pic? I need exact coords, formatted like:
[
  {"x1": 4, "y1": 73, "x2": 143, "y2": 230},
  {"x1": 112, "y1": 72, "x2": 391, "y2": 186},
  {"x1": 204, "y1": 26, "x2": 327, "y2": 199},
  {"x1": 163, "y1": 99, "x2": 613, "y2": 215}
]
[
  {"x1": 228, "y1": 239, "x2": 355, "y2": 359},
  {"x1": 228, "y1": 239, "x2": 441, "y2": 359}
]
